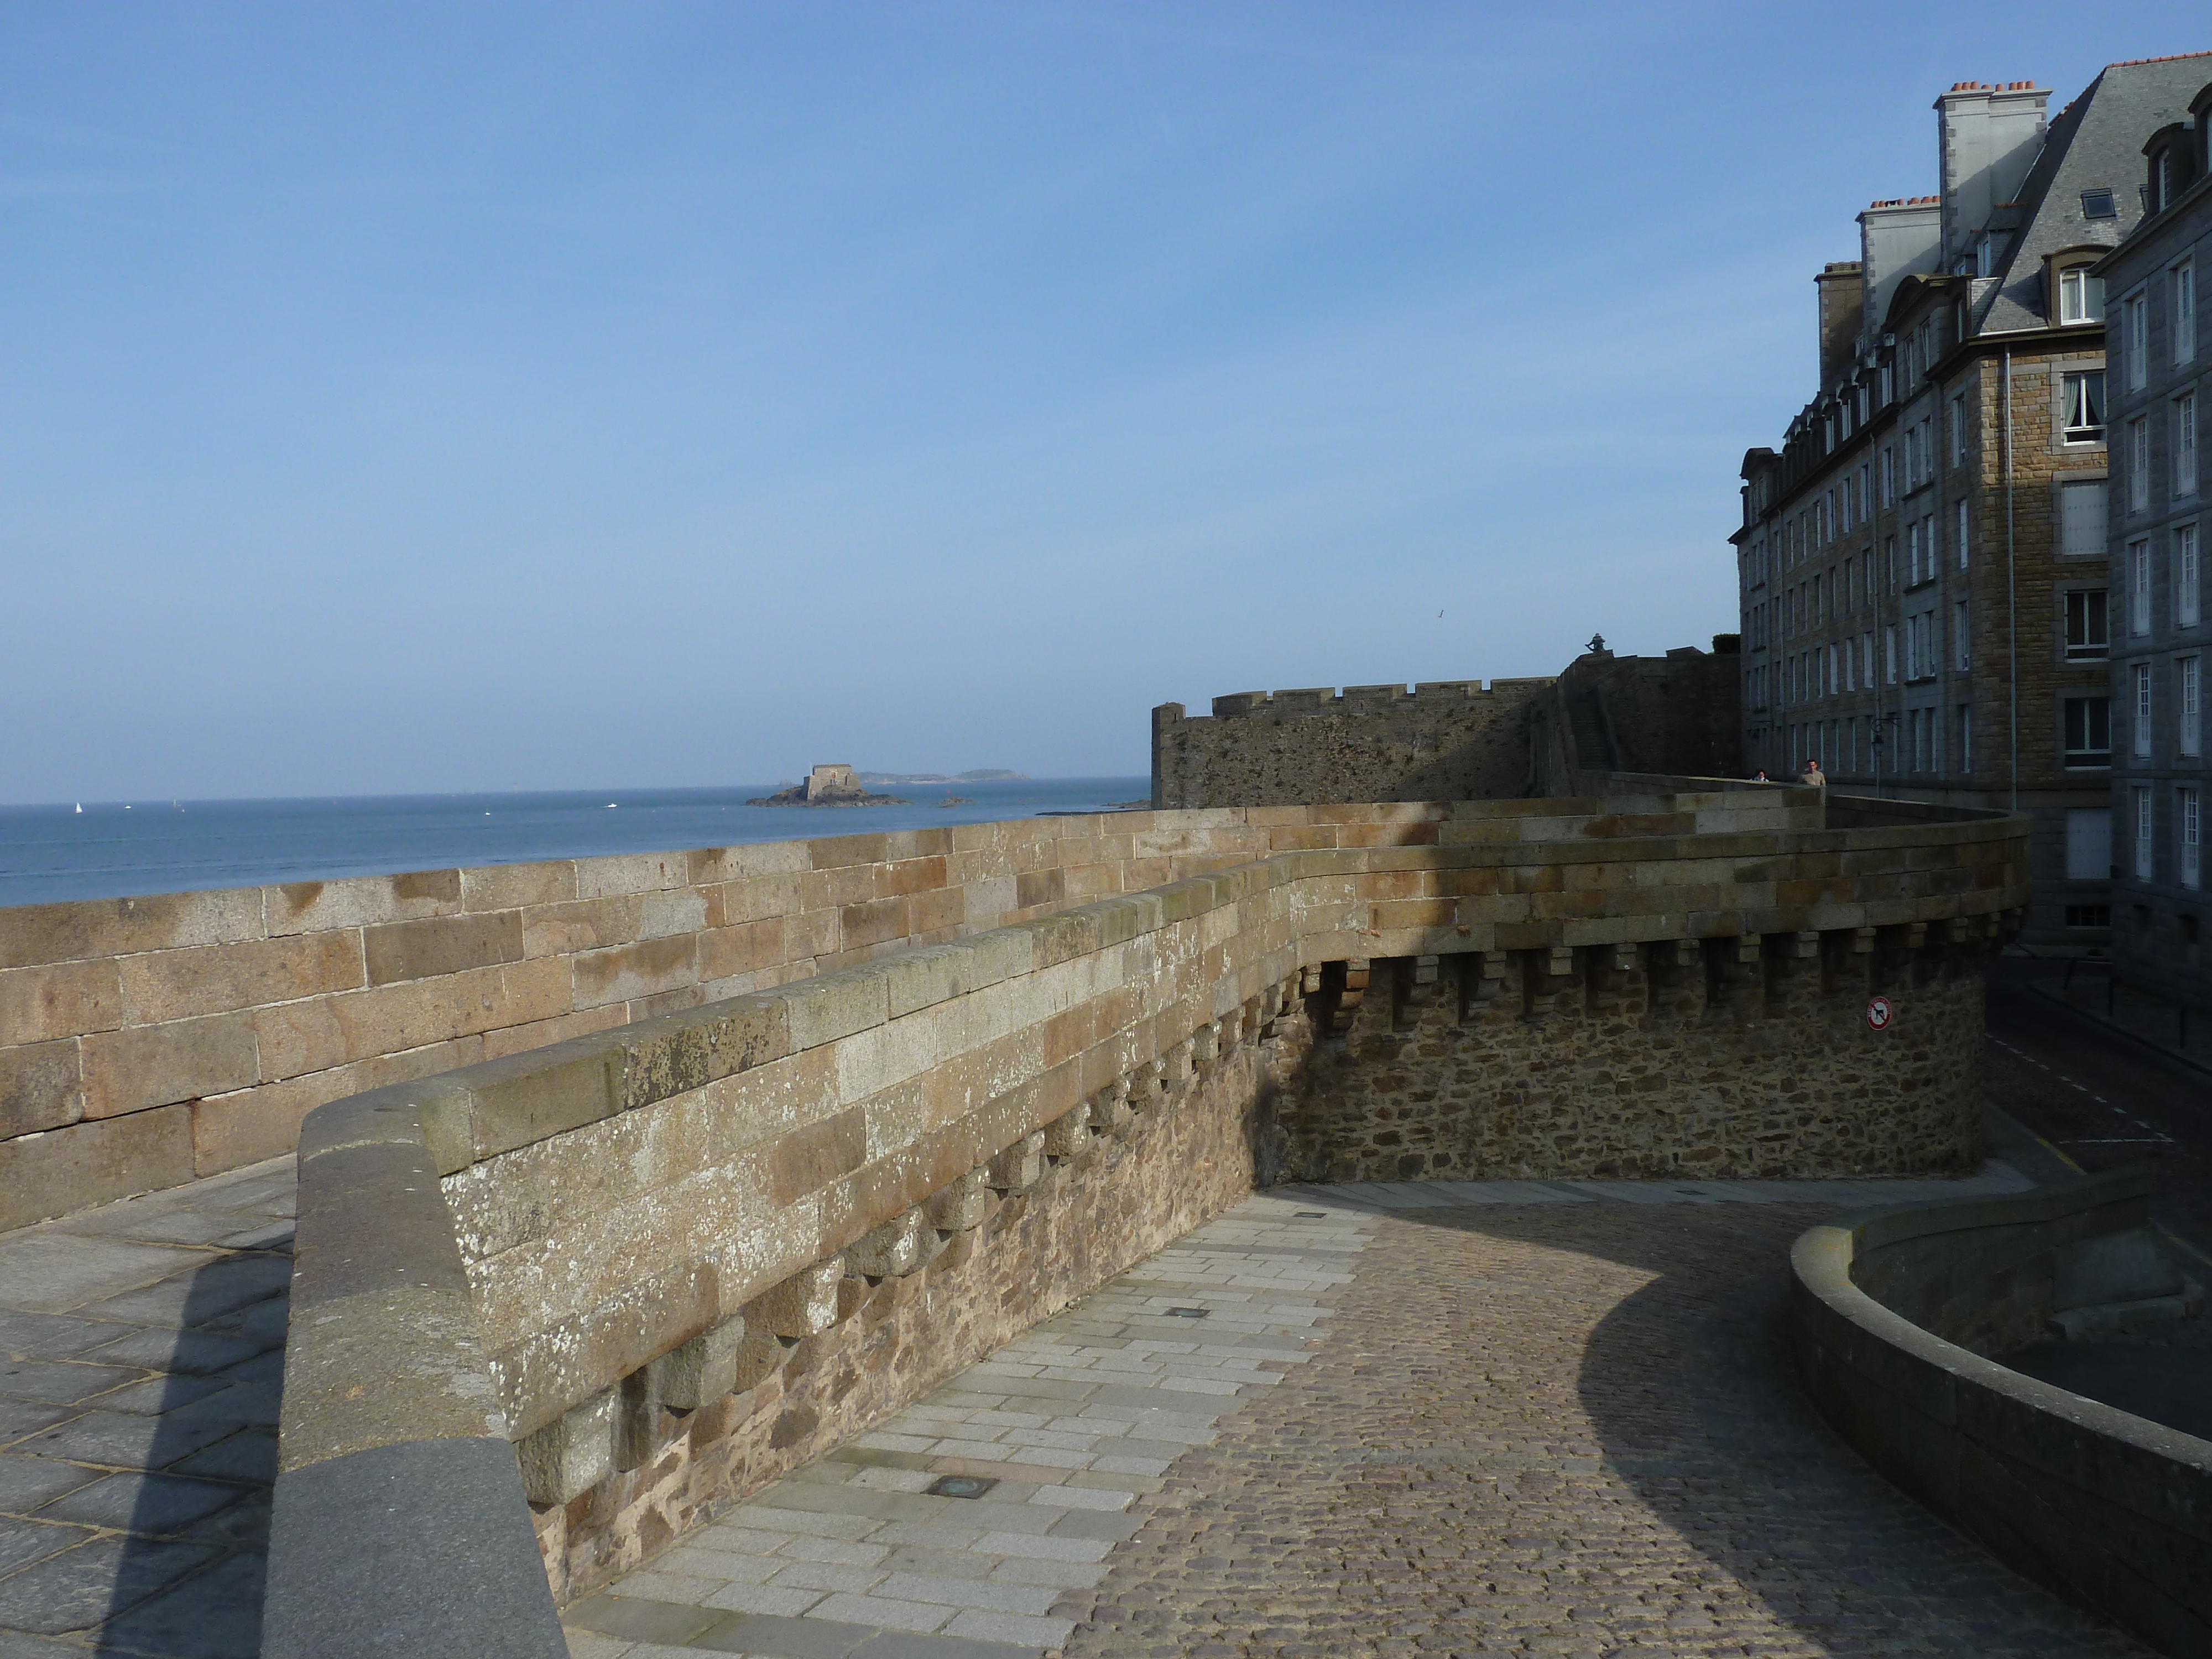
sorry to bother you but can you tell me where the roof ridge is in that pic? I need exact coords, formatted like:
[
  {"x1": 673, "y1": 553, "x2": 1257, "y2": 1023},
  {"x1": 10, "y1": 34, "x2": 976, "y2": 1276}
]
[{"x1": 2104, "y1": 49, "x2": 2212, "y2": 70}]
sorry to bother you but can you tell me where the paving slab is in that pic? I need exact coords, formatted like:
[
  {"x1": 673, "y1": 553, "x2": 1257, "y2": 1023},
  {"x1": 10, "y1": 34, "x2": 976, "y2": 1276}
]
[{"x1": 0, "y1": 1154, "x2": 290, "y2": 1657}]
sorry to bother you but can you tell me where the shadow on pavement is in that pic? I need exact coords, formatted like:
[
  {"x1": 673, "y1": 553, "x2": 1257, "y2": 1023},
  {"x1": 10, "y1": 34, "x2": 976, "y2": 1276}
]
[
  {"x1": 92, "y1": 1252, "x2": 289, "y2": 1658},
  {"x1": 1395, "y1": 1202, "x2": 2152, "y2": 1658}
]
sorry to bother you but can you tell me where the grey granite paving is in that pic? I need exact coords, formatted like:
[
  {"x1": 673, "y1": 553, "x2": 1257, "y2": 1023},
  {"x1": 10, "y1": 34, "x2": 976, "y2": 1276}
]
[
  {"x1": 569, "y1": 1166, "x2": 2068, "y2": 1659},
  {"x1": 0, "y1": 1159, "x2": 293, "y2": 1658}
]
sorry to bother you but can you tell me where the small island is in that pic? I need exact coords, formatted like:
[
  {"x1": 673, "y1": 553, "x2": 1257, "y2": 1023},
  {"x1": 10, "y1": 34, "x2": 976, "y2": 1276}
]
[{"x1": 748, "y1": 764, "x2": 908, "y2": 808}]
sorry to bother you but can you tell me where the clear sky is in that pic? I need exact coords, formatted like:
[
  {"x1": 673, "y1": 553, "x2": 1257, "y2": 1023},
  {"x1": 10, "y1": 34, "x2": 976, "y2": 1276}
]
[{"x1": 4, "y1": 4, "x2": 2205, "y2": 803}]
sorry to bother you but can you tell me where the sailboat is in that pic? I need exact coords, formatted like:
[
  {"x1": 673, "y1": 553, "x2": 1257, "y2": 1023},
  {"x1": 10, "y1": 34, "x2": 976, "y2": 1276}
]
[{"x1": 74, "y1": 803, "x2": 82, "y2": 814}]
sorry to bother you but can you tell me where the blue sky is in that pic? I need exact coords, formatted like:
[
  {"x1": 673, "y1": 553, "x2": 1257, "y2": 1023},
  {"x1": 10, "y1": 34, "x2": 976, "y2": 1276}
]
[{"x1": 4, "y1": 3, "x2": 2206, "y2": 802}]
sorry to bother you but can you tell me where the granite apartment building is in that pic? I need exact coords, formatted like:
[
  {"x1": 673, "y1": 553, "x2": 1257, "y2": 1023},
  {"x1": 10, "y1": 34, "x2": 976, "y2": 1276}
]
[
  {"x1": 2096, "y1": 79, "x2": 2212, "y2": 1010},
  {"x1": 1734, "y1": 54, "x2": 2212, "y2": 950}
]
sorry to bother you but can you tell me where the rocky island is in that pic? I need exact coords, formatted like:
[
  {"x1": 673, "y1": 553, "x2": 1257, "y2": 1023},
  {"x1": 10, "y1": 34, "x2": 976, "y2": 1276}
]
[{"x1": 748, "y1": 763, "x2": 907, "y2": 807}]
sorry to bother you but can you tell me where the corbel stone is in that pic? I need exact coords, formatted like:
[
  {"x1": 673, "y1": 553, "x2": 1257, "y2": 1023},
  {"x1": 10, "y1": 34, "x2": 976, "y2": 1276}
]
[
  {"x1": 1546, "y1": 946, "x2": 1576, "y2": 977},
  {"x1": 987, "y1": 1130, "x2": 1047, "y2": 1193},
  {"x1": 1042, "y1": 1102, "x2": 1093, "y2": 1159},
  {"x1": 1413, "y1": 954, "x2": 1441, "y2": 985},
  {"x1": 1091, "y1": 1079, "x2": 1134, "y2": 1137},
  {"x1": 1788, "y1": 931, "x2": 1820, "y2": 959},
  {"x1": 517, "y1": 1389, "x2": 615, "y2": 1506},
  {"x1": 649, "y1": 1317, "x2": 750, "y2": 1411},
  {"x1": 1905, "y1": 922, "x2": 1928, "y2": 950},
  {"x1": 1162, "y1": 1040, "x2": 1194, "y2": 1086},
  {"x1": 1302, "y1": 966, "x2": 1324, "y2": 995},
  {"x1": 1853, "y1": 926, "x2": 1879, "y2": 953},
  {"x1": 846, "y1": 1208, "x2": 927, "y2": 1279},
  {"x1": 1127, "y1": 1059, "x2": 1166, "y2": 1115},
  {"x1": 746, "y1": 1260, "x2": 844, "y2": 1339},
  {"x1": 1191, "y1": 1022, "x2": 1220, "y2": 1065},
  {"x1": 925, "y1": 1168, "x2": 993, "y2": 1234}
]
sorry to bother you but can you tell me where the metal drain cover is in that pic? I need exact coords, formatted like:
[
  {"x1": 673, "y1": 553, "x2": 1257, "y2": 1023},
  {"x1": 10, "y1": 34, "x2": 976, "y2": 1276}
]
[
  {"x1": 926, "y1": 1474, "x2": 998, "y2": 1499},
  {"x1": 1165, "y1": 1306, "x2": 1209, "y2": 1319},
  {"x1": 1295, "y1": 1211, "x2": 1326, "y2": 1218}
]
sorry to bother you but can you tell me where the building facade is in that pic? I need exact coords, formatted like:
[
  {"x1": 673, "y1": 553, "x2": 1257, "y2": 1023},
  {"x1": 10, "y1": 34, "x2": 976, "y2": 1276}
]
[
  {"x1": 2095, "y1": 79, "x2": 2212, "y2": 1009},
  {"x1": 1734, "y1": 56, "x2": 2212, "y2": 950}
]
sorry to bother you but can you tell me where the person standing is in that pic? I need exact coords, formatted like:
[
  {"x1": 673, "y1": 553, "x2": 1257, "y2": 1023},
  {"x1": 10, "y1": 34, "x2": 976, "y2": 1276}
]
[{"x1": 1800, "y1": 758, "x2": 1827, "y2": 789}]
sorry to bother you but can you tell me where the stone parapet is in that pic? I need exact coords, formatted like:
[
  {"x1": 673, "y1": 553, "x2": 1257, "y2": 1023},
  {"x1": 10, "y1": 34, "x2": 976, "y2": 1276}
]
[
  {"x1": 264, "y1": 787, "x2": 2029, "y2": 1653},
  {"x1": 1792, "y1": 1170, "x2": 2212, "y2": 1656}
]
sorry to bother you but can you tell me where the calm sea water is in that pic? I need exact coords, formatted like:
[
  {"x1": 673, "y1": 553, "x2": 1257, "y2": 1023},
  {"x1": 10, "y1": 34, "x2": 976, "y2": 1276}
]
[{"x1": 0, "y1": 778, "x2": 1151, "y2": 909}]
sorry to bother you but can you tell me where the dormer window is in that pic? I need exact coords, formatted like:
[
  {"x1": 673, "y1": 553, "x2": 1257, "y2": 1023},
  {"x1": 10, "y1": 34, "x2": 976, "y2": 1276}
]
[
  {"x1": 2156, "y1": 150, "x2": 2176, "y2": 213},
  {"x1": 2081, "y1": 187, "x2": 2117, "y2": 219},
  {"x1": 2059, "y1": 267, "x2": 2104, "y2": 324}
]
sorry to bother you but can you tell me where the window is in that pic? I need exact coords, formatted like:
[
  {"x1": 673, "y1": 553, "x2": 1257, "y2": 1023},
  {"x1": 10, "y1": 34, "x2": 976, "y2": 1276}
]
[
  {"x1": 2064, "y1": 589, "x2": 2109, "y2": 660},
  {"x1": 2131, "y1": 540, "x2": 2153, "y2": 635},
  {"x1": 1862, "y1": 632, "x2": 1875, "y2": 687},
  {"x1": 2064, "y1": 696, "x2": 2111, "y2": 767},
  {"x1": 2065, "y1": 905, "x2": 2113, "y2": 928},
  {"x1": 2135, "y1": 787, "x2": 2154, "y2": 879},
  {"x1": 1954, "y1": 601, "x2": 1971, "y2": 671},
  {"x1": 1958, "y1": 703, "x2": 1973, "y2": 774},
  {"x1": 2135, "y1": 661, "x2": 2154, "y2": 757},
  {"x1": 2184, "y1": 788, "x2": 2203, "y2": 890},
  {"x1": 2177, "y1": 394, "x2": 2198, "y2": 497},
  {"x1": 2181, "y1": 525, "x2": 2202, "y2": 627},
  {"x1": 2059, "y1": 268, "x2": 2105, "y2": 324},
  {"x1": 1880, "y1": 447, "x2": 1895, "y2": 507},
  {"x1": 2082, "y1": 188, "x2": 2117, "y2": 220},
  {"x1": 2128, "y1": 416, "x2": 2151, "y2": 510},
  {"x1": 1950, "y1": 395, "x2": 1968, "y2": 466},
  {"x1": 1906, "y1": 520, "x2": 1922, "y2": 585},
  {"x1": 1884, "y1": 624, "x2": 1897, "y2": 685},
  {"x1": 1955, "y1": 498, "x2": 1970, "y2": 568},
  {"x1": 2065, "y1": 808, "x2": 2112, "y2": 880},
  {"x1": 2183, "y1": 656, "x2": 2202, "y2": 759},
  {"x1": 2125, "y1": 291, "x2": 2150, "y2": 390},
  {"x1": 2060, "y1": 480, "x2": 2108, "y2": 556},
  {"x1": 2178, "y1": 261, "x2": 2198, "y2": 367},
  {"x1": 2062, "y1": 372, "x2": 2105, "y2": 442}
]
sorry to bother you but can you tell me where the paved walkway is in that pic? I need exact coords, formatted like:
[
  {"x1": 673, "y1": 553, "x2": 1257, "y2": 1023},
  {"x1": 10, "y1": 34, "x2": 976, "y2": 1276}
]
[
  {"x1": 569, "y1": 1164, "x2": 2156, "y2": 1659},
  {"x1": 0, "y1": 1157, "x2": 293, "y2": 1659}
]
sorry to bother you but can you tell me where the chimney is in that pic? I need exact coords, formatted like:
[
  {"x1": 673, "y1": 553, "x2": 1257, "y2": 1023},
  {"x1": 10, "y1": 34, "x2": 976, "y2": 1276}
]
[
  {"x1": 1936, "y1": 81, "x2": 2048, "y2": 266},
  {"x1": 1858, "y1": 197, "x2": 1942, "y2": 339},
  {"x1": 1815, "y1": 262, "x2": 1865, "y2": 388}
]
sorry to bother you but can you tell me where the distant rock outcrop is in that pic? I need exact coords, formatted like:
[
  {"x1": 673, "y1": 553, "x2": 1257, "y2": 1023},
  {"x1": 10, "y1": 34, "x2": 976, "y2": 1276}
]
[{"x1": 749, "y1": 764, "x2": 907, "y2": 808}]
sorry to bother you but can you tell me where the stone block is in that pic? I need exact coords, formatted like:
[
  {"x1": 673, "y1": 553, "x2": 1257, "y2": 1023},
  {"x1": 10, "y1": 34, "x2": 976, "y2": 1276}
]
[
  {"x1": 924, "y1": 1168, "x2": 991, "y2": 1233},
  {"x1": 0, "y1": 888, "x2": 265, "y2": 973},
  {"x1": 364, "y1": 913, "x2": 524, "y2": 987},
  {"x1": 1042, "y1": 1103, "x2": 1092, "y2": 1158},
  {"x1": 81, "y1": 1012, "x2": 260, "y2": 1120},
  {"x1": 119, "y1": 931, "x2": 366, "y2": 1025},
  {"x1": 265, "y1": 869, "x2": 461, "y2": 936},
  {"x1": 460, "y1": 860, "x2": 578, "y2": 912},
  {"x1": 782, "y1": 965, "x2": 891, "y2": 1051},
  {"x1": 460, "y1": 1035, "x2": 620, "y2": 1161},
  {"x1": 0, "y1": 1103, "x2": 195, "y2": 1230},
  {"x1": 987, "y1": 1131, "x2": 1047, "y2": 1194},
  {"x1": 0, "y1": 1038, "x2": 84, "y2": 1138},
  {"x1": 517, "y1": 1390, "x2": 617, "y2": 1505},
  {"x1": 745, "y1": 1260, "x2": 844, "y2": 1339},
  {"x1": 572, "y1": 934, "x2": 698, "y2": 1010},
  {"x1": 845, "y1": 1208, "x2": 927, "y2": 1278},
  {"x1": 575, "y1": 851, "x2": 689, "y2": 900},
  {"x1": 0, "y1": 958, "x2": 123, "y2": 1048},
  {"x1": 649, "y1": 1317, "x2": 750, "y2": 1410}
]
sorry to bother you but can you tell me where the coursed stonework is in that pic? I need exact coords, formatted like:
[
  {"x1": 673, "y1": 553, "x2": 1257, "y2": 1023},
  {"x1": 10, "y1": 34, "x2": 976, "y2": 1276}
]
[{"x1": 264, "y1": 785, "x2": 2031, "y2": 1658}]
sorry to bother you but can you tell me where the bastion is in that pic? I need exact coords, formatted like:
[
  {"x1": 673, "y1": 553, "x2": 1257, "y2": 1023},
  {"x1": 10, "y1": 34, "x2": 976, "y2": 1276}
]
[{"x1": 242, "y1": 780, "x2": 2028, "y2": 1655}]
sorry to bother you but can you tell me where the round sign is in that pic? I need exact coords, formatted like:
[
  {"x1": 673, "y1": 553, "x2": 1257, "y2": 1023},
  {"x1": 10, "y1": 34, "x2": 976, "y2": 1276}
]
[{"x1": 1865, "y1": 996, "x2": 1893, "y2": 1031}]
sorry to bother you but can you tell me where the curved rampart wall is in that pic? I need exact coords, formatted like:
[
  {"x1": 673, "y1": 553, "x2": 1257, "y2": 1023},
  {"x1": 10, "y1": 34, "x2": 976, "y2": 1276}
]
[
  {"x1": 1791, "y1": 1170, "x2": 2212, "y2": 1656},
  {"x1": 267, "y1": 790, "x2": 2030, "y2": 1658}
]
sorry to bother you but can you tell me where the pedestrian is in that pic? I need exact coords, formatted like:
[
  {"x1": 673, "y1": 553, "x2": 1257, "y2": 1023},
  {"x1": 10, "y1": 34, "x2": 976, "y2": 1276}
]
[
  {"x1": 1801, "y1": 757, "x2": 1827, "y2": 789},
  {"x1": 1751, "y1": 768, "x2": 1770, "y2": 784}
]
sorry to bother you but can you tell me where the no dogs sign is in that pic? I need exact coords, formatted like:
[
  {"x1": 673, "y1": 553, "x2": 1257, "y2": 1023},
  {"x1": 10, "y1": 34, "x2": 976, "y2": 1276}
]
[{"x1": 1865, "y1": 996, "x2": 1894, "y2": 1031}]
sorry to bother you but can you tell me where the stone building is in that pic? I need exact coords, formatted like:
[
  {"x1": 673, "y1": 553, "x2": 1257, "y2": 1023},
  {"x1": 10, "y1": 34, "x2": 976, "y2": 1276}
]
[
  {"x1": 2094, "y1": 77, "x2": 2212, "y2": 1011},
  {"x1": 1734, "y1": 55, "x2": 2212, "y2": 950}
]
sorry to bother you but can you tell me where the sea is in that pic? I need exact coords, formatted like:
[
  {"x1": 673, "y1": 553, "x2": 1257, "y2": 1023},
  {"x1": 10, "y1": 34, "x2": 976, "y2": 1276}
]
[{"x1": 0, "y1": 778, "x2": 1152, "y2": 910}]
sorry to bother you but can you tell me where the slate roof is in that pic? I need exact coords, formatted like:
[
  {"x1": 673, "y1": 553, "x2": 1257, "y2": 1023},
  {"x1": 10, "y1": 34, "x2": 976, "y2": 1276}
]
[{"x1": 1978, "y1": 52, "x2": 2212, "y2": 334}]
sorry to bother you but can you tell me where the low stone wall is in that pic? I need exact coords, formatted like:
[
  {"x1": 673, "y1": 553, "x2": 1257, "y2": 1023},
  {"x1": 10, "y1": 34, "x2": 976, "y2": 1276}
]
[
  {"x1": 1150, "y1": 679, "x2": 1552, "y2": 809},
  {"x1": 1791, "y1": 1170, "x2": 2212, "y2": 1656},
  {"x1": 267, "y1": 787, "x2": 2032, "y2": 1657}
]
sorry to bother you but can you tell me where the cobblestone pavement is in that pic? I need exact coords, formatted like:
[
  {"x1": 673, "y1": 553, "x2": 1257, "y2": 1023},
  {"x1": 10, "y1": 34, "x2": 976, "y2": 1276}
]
[
  {"x1": 0, "y1": 1156, "x2": 292, "y2": 1659},
  {"x1": 571, "y1": 1161, "x2": 2152, "y2": 1659}
]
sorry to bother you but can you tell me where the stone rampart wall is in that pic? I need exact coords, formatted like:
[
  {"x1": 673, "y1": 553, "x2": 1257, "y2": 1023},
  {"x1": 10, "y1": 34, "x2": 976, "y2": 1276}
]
[
  {"x1": 0, "y1": 809, "x2": 1418, "y2": 1229},
  {"x1": 265, "y1": 787, "x2": 2031, "y2": 1657},
  {"x1": 1150, "y1": 679, "x2": 1552, "y2": 809},
  {"x1": 1279, "y1": 926, "x2": 1987, "y2": 1183},
  {"x1": 1792, "y1": 1171, "x2": 2212, "y2": 1656}
]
